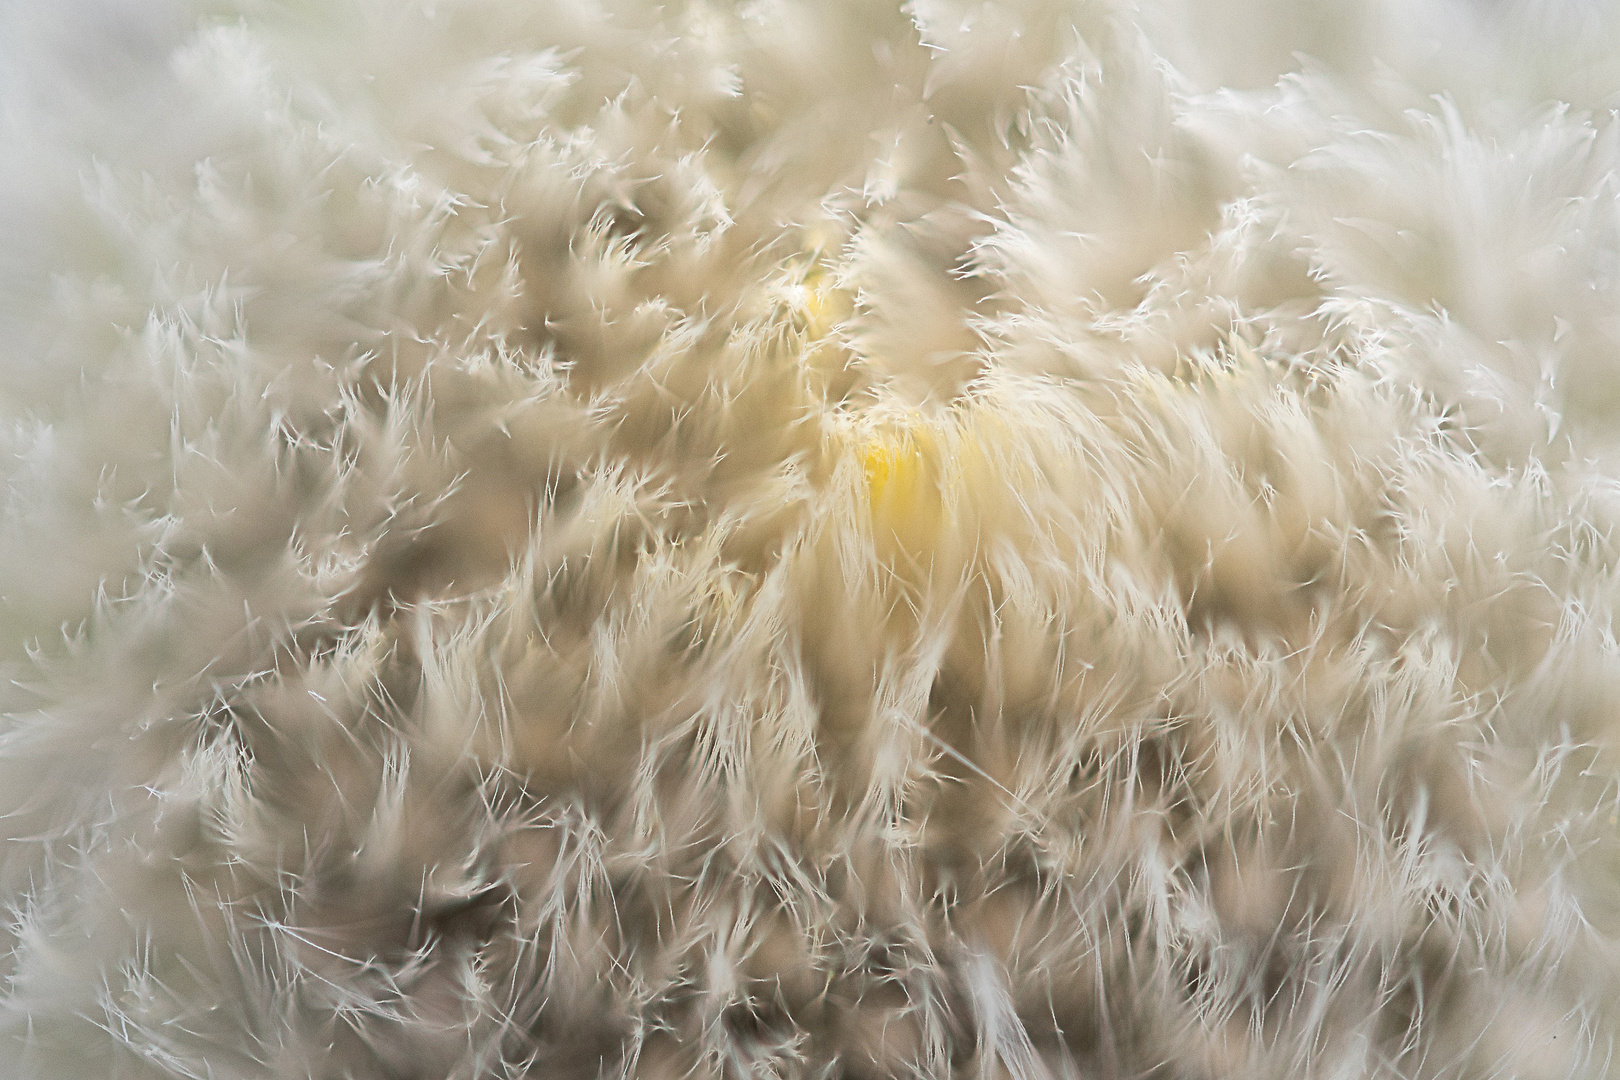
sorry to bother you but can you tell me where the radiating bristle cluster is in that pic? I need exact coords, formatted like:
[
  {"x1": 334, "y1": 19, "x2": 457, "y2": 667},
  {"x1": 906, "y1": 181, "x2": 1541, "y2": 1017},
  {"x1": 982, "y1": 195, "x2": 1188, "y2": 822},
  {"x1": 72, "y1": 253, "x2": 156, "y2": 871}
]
[{"x1": 2, "y1": 0, "x2": 1620, "y2": 1077}]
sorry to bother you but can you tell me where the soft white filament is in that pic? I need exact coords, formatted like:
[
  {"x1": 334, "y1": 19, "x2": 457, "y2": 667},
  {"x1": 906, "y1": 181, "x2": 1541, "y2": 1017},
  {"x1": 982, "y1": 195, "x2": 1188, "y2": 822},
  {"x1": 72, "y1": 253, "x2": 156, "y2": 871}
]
[{"x1": 1, "y1": 0, "x2": 1618, "y2": 1077}]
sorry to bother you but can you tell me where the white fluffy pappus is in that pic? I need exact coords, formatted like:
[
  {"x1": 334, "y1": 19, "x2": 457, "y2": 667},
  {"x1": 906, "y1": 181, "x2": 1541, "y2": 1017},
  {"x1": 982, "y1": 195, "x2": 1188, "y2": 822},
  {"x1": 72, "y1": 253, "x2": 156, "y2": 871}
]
[{"x1": 2, "y1": 0, "x2": 1620, "y2": 1077}]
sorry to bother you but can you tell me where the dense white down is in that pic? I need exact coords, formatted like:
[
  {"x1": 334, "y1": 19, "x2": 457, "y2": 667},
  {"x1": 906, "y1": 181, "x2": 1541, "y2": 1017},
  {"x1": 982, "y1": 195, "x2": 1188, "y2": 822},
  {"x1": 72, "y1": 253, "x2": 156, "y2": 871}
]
[{"x1": 3, "y1": 0, "x2": 1620, "y2": 1076}]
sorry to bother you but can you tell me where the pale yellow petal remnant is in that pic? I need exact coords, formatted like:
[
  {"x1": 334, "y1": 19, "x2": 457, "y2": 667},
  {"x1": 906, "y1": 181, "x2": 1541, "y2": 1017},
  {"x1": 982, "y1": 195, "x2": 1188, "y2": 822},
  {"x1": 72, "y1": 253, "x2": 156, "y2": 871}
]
[{"x1": 861, "y1": 419, "x2": 945, "y2": 570}]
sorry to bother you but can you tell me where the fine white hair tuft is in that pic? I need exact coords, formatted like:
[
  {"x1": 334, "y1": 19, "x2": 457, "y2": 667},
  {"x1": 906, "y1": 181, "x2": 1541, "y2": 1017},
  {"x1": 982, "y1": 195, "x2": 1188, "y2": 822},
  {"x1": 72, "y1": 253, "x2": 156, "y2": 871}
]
[{"x1": 3, "y1": 0, "x2": 1620, "y2": 1077}]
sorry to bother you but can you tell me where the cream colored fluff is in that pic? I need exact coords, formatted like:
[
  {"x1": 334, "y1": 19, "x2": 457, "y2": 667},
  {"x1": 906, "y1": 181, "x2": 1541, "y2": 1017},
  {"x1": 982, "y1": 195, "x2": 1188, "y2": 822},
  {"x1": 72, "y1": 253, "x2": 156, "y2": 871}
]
[{"x1": 2, "y1": 0, "x2": 1620, "y2": 1077}]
